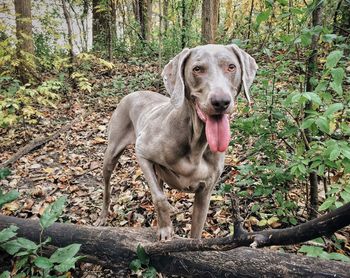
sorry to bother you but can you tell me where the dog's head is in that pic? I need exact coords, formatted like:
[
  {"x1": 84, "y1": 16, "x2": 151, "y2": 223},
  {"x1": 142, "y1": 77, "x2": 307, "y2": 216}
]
[{"x1": 162, "y1": 44, "x2": 258, "y2": 153}]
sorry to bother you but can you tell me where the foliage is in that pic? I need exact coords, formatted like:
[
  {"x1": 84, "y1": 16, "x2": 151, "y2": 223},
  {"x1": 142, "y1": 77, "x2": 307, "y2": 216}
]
[
  {"x1": 0, "y1": 77, "x2": 62, "y2": 128},
  {"x1": 0, "y1": 196, "x2": 83, "y2": 277},
  {"x1": 129, "y1": 244, "x2": 157, "y2": 278},
  {"x1": 298, "y1": 238, "x2": 350, "y2": 263}
]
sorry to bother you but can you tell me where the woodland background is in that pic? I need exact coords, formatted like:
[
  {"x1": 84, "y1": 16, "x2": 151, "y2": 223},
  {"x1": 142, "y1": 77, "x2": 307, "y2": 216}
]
[{"x1": 0, "y1": 0, "x2": 349, "y2": 277}]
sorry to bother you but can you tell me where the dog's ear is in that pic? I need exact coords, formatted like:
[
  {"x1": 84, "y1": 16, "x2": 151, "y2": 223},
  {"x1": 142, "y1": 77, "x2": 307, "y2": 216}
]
[
  {"x1": 162, "y1": 48, "x2": 191, "y2": 108},
  {"x1": 228, "y1": 44, "x2": 258, "y2": 105}
]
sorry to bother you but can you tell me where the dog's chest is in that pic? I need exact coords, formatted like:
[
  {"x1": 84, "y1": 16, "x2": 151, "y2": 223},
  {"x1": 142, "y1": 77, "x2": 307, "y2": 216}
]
[{"x1": 154, "y1": 154, "x2": 224, "y2": 192}]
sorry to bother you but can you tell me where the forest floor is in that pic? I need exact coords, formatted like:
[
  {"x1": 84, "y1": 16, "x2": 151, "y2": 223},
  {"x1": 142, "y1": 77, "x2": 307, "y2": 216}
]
[{"x1": 0, "y1": 59, "x2": 349, "y2": 277}]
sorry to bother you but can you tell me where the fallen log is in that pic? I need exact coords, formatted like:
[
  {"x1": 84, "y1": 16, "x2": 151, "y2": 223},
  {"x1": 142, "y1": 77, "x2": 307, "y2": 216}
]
[{"x1": 0, "y1": 214, "x2": 349, "y2": 277}]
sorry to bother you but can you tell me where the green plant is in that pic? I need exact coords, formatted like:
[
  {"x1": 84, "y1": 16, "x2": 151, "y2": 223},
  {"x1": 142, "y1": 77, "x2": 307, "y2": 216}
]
[
  {"x1": 0, "y1": 78, "x2": 62, "y2": 127},
  {"x1": 298, "y1": 238, "x2": 350, "y2": 263},
  {"x1": 0, "y1": 196, "x2": 83, "y2": 277},
  {"x1": 129, "y1": 244, "x2": 157, "y2": 278}
]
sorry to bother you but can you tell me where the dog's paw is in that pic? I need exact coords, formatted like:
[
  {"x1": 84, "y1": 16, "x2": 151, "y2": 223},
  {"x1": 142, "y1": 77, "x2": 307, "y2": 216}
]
[
  {"x1": 157, "y1": 226, "x2": 174, "y2": 241},
  {"x1": 94, "y1": 215, "x2": 108, "y2": 226}
]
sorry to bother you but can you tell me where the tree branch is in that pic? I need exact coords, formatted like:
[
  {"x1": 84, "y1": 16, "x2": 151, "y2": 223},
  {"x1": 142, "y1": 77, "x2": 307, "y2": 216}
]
[{"x1": 145, "y1": 202, "x2": 350, "y2": 254}]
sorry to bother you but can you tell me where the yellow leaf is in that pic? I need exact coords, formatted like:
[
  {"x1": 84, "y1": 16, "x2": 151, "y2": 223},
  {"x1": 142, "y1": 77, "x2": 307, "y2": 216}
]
[
  {"x1": 210, "y1": 195, "x2": 224, "y2": 201},
  {"x1": 93, "y1": 137, "x2": 106, "y2": 144}
]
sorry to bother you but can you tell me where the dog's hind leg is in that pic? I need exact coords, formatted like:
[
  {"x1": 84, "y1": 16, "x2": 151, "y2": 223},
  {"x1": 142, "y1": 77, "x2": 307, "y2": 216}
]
[{"x1": 95, "y1": 107, "x2": 135, "y2": 226}]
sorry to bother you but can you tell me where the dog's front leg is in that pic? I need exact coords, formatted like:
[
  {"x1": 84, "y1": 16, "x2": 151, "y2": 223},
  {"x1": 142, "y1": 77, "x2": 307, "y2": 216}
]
[
  {"x1": 191, "y1": 186, "x2": 212, "y2": 238},
  {"x1": 137, "y1": 156, "x2": 174, "y2": 240}
]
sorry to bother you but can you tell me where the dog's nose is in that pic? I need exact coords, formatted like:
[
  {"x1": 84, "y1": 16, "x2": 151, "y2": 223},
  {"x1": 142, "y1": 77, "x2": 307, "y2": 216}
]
[{"x1": 210, "y1": 95, "x2": 230, "y2": 112}]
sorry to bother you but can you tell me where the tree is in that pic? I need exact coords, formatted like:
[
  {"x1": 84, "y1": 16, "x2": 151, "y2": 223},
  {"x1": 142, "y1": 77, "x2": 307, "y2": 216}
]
[
  {"x1": 133, "y1": 0, "x2": 153, "y2": 43},
  {"x1": 304, "y1": 0, "x2": 323, "y2": 219},
  {"x1": 14, "y1": 0, "x2": 35, "y2": 82},
  {"x1": 61, "y1": 0, "x2": 74, "y2": 76},
  {"x1": 201, "y1": 0, "x2": 219, "y2": 44},
  {"x1": 92, "y1": 0, "x2": 116, "y2": 59}
]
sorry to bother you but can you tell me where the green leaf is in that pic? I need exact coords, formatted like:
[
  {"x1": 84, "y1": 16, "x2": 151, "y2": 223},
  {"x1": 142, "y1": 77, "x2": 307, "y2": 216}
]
[
  {"x1": 143, "y1": 266, "x2": 157, "y2": 278},
  {"x1": 315, "y1": 116, "x2": 330, "y2": 134},
  {"x1": 129, "y1": 259, "x2": 142, "y2": 272},
  {"x1": 324, "y1": 103, "x2": 343, "y2": 117},
  {"x1": 54, "y1": 256, "x2": 83, "y2": 272},
  {"x1": 289, "y1": 217, "x2": 297, "y2": 225},
  {"x1": 329, "y1": 148, "x2": 341, "y2": 161},
  {"x1": 300, "y1": 118, "x2": 315, "y2": 129},
  {"x1": 40, "y1": 196, "x2": 66, "y2": 229},
  {"x1": 330, "y1": 68, "x2": 344, "y2": 95},
  {"x1": 0, "y1": 168, "x2": 11, "y2": 180},
  {"x1": 251, "y1": 203, "x2": 260, "y2": 213},
  {"x1": 0, "y1": 225, "x2": 18, "y2": 243},
  {"x1": 325, "y1": 50, "x2": 343, "y2": 69},
  {"x1": 325, "y1": 252, "x2": 350, "y2": 262},
  {"x1": 298, "y1": 245, "x2": 323, "y2": 257},
  {"x1": 1, "y1": 237, "x2": 38, "y2": 255},
  {"x1": 319, "y1": 196, "x2": 336, "y2": 211},
  {"x1": 15, "y1": 255, "x2": 28, "y2": 270},
  {"x1": 256, "y1": 10, "x2": 271, "y2": 26},
  {"x1": 0, "y1": 271, "x2": 10, "y2": 278},
  {"x1": 34, "y1": 256, "x2": 54, "y2": 270},
  {"x1": 49, "y1": 243, "x2": 81, "y2": 263},
  {"x1": 322, "y1": 33, "x2": 337, "y2": 43},
  {"x1": 340, "y1": 191, "x2": 350, "y2": 203},
  {"x1": 0, "y1": 190, "x2": 19, "y2": 208},
  {"x1": 136, "y1": 244, "x2": 149, "y2": 266},
  {"x1": 300, "y1": 31, "x2": 312, "y2": 46},
  {"x1": 307, "y1": 92, "x2": 322, "y2": 105}
]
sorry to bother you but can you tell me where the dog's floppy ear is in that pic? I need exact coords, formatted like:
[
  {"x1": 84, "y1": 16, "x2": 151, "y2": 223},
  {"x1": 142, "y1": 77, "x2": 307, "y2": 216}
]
[
  {"x1": 162, "y1": 48, "x2": 191, "y2": 108},
  {"x1": 229, "y1": 44, "x2": 258, "y2": 105}
]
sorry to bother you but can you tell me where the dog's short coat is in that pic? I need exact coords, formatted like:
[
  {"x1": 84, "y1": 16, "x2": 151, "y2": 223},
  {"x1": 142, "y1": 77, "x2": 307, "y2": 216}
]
[{"x1": 97, "y1": 44, "x2": 257, "y2": 240}]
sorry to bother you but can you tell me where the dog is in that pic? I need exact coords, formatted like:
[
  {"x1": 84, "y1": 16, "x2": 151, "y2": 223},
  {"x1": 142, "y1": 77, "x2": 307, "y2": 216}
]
[{"x1": 96, "y1": 44, "x2": 257, "y2": 240}]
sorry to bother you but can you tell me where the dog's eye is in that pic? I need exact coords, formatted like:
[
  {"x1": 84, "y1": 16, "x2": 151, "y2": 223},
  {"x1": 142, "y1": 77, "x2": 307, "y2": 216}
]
[
  {"x1": 193, "y1": 66, "x2": 204, "y2": 73},
  {"x1": 228, "y1": 64, "x2": 236, "y2": 72}
]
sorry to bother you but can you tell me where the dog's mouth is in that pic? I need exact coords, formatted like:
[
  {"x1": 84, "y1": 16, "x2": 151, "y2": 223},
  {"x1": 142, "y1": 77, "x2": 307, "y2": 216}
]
[{"x1": 195, "y1": 103, "x2": 231, "y2": 153}]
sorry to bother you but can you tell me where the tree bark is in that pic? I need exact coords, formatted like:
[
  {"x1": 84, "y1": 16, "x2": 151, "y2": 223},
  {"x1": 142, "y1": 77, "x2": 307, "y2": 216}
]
[
  {"x1": 14, "y1": 0, "x2": 34, "y2": 55},
  {"x1": 163, "y1": 0, "x2": 169, "y2": 34},
  {"x1": 305, "y1": 0, "x2": 323, "y2": 219},
  {"x1": 247, "y1": 0, "x2": 254, "y2": 40},
  {"x1": 61, "y1": 0, "x2": 74, "y2": 76},
  {"x1": 145, "y1": 0, "x2": 153, "y2": 41},
  {"x1": 134, "y1": 0, "x2": 147, "y2": 42},
  {"x1": 0, "y1": 214, "x2": 349, "y2": 277},
  {"x1": 201, "y1": 0, "x2": 219, "y2": 44},
  {"x1": 181, "y1": 0, "x2": 186, "y2": 48},
  {"x1": 14, "y1": 0, "x2": 35, "y2": 82}
]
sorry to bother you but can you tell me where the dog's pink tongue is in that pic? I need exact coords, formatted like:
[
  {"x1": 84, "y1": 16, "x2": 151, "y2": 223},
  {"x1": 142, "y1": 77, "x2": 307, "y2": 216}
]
[{"x1": 205, "y1": 114, "x2": 230, "y2": 153}]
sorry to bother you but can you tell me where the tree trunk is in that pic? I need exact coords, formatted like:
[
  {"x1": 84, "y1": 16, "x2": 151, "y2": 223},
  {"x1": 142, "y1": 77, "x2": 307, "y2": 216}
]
[
  {"x1": 305, "y1": 0, "x2": 323, "y2": 219},
  {"x1": 14, "y1": 0, "x2": 35, "y2": 82},
  {"x1": 14, "y1": 0, "x2": 34, "y2": 55},
  {"x1": 201, "y1": 0, "x2": 219, "y2": 44},
  {"x1": 134, "y1": 0, "x2": 147, "y2": 42},
  {"x1": 181, "y1": 0, "x2": 186, "y2": 48},
  {"x1": 92, "y1": 0, "x2": 108, "y2": 50},
  {"x1": 163, "y1": 0, "x2": 169, "y2": 34},
  {"x1": 145, "y1": 0, "x2": 153, "y2": 41},
  {"x1": 61, "y1": 0, "x2": 74, "y2": 76},
  {"x1": 247, "y1": 0, "x2": 254, "y2": 40},
  {"x1": 0, "y1": 215, "x2": 349, "y2": 277},
  {"x1": 108, "y1": 0, "x2": 117, "y2": 61}
]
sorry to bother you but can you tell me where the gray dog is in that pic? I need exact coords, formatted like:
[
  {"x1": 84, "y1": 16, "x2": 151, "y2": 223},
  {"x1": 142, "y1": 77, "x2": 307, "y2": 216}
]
[{"x1": 97, "y1": 44, "x2": 257, "y2": 240}]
